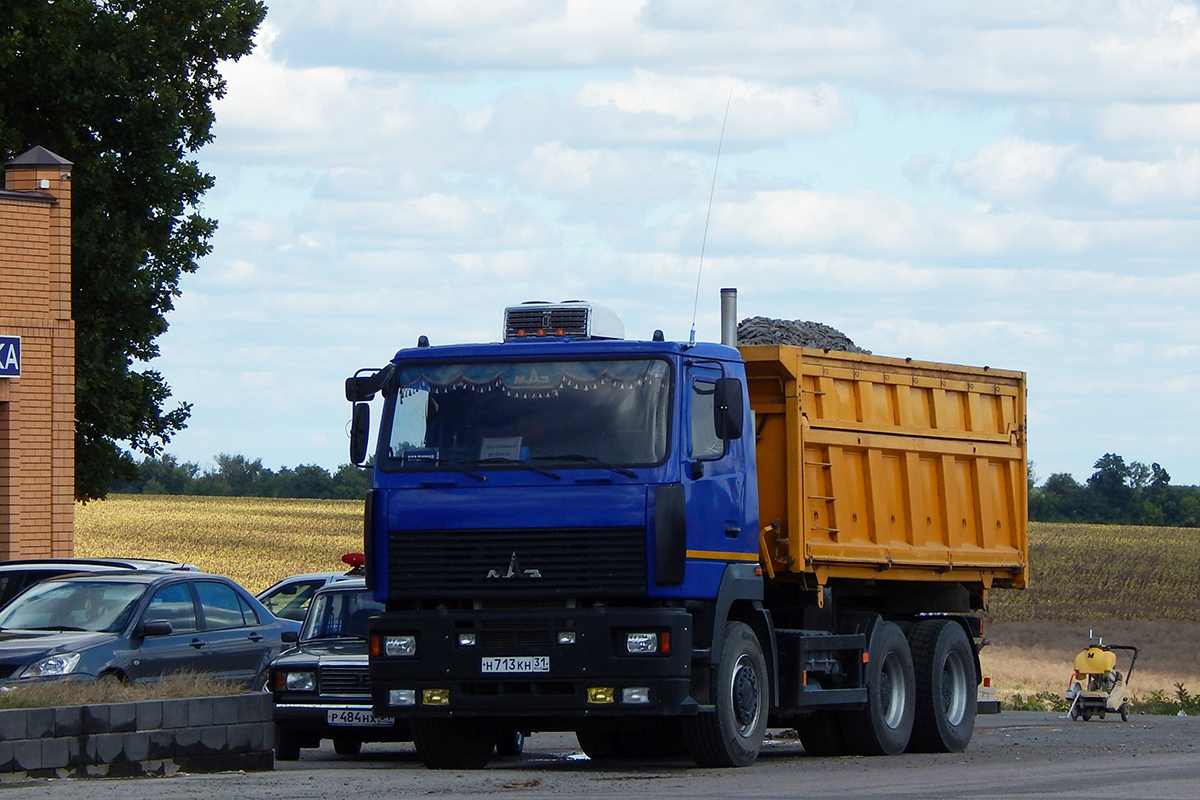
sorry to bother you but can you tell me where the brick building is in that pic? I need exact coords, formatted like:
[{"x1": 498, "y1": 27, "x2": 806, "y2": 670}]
[{"x1": 0, "y1": 146, "x2": 75, "y2": 558}]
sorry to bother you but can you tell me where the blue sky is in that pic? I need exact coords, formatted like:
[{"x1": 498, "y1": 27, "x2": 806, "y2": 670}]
[{"x1": 155, "y1": 1, "x2": 1200, "y2": 485}]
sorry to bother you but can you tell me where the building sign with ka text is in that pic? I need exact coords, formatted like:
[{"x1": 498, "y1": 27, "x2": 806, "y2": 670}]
[{"x1": 0, "y1": 336, "x2": 20, "y2": 377}]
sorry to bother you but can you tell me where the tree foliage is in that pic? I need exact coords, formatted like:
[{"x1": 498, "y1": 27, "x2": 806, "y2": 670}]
[
  {"x1": 1030, "y1": 453, "x2": 1199, "y2": 527},
  {"x1": 0, "y1": 0, "x2": 266, "y2": 500},
  {"x1": 112, "y1": 453, "x2": 372, "y2": 500}
]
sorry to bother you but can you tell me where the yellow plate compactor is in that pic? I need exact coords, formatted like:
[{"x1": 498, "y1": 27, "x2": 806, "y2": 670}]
[{"x1": 1065, "y1": 637, "x2": 1139, "y2": 722}]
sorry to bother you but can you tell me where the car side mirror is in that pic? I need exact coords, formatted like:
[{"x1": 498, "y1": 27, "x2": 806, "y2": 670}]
[
  {"x1": 141, "y1": 619, "x2": 173, "y2": 637},
  {"x1": 713, "y1": 377, "x2": 744, "y2": 440},
  {"x1": 282, "y1": 630, "x2": 299, "y2": 644},
  {"x1": 350, "y1": 402, "x2": 370, "y2": 464}
]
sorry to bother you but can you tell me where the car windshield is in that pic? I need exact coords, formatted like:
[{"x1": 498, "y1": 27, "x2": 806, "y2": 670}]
[
  {"x1": 0, "y1": 580, "x2": 146, "y2": 633},
  {"x1": 301, "y1": 589, "x2": 384, "y2": 641},
  {"x1": 381, "y1": 358, "x2": 671, "y2": 470}
]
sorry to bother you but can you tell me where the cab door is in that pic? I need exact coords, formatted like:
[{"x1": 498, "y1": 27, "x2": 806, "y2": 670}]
[{"x1": 683, "y1": 363, "x2": 748, "y2": 561}]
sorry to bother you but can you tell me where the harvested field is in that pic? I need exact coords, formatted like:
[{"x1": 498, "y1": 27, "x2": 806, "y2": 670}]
[{"x1": 75, "y1": 496, "x2": 1200, "y2": 701}]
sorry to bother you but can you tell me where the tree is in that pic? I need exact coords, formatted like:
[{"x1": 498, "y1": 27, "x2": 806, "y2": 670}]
[
  {"x1": 0, "y1": 0, "x2": 267, "y2": 500},
  {"x1": 1087, "y1": 453, "x2": 1133, "y2": 523}
]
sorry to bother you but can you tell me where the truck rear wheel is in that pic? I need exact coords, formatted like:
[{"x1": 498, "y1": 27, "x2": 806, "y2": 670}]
[
  {"x1": 796, "y1": 711, "x2": 850, "y2": 756},
  {"x1": 411, "y1": 718, "x2": 495, "y2": 769},
  {"x1": 683, "y1": 621, "x2": 768, "y2": 767},
  {"x1": 908, "y1": 618, "x2": 976, "y2": 753},
  {"x1": 843, "y1": 621, "x2": 915, "y2": 756}
]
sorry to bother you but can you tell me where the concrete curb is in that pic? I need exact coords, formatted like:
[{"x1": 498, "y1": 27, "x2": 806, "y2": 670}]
[{"x1": 0, "y1": 693, "x2": 274, "y2": 780}]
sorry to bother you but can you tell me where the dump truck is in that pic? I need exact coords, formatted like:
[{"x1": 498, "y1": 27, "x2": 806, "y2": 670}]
[{"x1": 345, "y1": 289, "x2": 1027, "y2": 769}]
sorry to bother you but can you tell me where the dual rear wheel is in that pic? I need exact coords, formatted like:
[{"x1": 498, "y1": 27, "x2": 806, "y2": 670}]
[{"x1": 797, "y1": 618, "x2": 976, "y2": 756}]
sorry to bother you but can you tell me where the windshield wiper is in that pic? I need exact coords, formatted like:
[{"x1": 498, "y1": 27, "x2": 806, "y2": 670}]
[
  {"x1": 30, "y1": 625, "x2": 88, "y2": 632},
  {"x1": 440, "y1": 461, "x2": 487, "y2": 481},
  {"x1": 532, "y1": 454, "x2": 637, "y2": 478},
  {"x1": 472, "y1": 457, "x2": 561, "y2": 479},
  {"x1": 307, "y1": 633, "x2": 364, "y2": 641}
]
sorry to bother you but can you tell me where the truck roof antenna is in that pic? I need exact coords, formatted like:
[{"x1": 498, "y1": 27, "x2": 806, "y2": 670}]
[{"x1": 689, "y1": 85, "x2": 734, "y2": 346}]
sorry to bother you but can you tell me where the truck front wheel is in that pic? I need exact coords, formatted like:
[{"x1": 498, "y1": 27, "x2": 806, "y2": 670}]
[
  {"x1": 843, "y1": 621, "x2": 915, "y2": 756},
  {"x1": 908, "y1": 618, "x2": 976, "y2": 753},
  {"x1": 683, "y1": 621, "x2": 768, "y2": 767},
  {"x1": 411, "y1": 718, "x2": 495, "y2": 769}
]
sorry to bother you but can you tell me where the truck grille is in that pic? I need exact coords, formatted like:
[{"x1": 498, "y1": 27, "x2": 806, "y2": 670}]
[
  {"x1": 386, "y1": 526, "x2": 646, "y2": 600},
  {"x1": 504, "y1": 306, "x2": 589, "y2": 339},
  {"x1": 320, "y1": 665, "x2": 371, "y2": 696}
]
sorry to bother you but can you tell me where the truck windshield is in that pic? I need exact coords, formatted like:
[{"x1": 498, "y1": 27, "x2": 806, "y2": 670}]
[{"x1": 381, "y1": 358, "x2": 671, "y2": 470}]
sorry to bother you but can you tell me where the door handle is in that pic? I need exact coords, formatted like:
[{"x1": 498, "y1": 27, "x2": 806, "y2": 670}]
[
  {"x1": 247, "y1": 631, "x2": 264, "y2": 642},
  {"x1": 189, "y1": 637, "x2": 205, "y2": 649}
]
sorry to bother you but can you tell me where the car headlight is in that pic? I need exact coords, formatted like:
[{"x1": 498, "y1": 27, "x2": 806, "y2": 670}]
[
  {"x1": 21, "y1": 652, "x2": 82, "y2": 678},
  {"x1": 276, "y1": 670, "x2": 317, "y2": 692}
]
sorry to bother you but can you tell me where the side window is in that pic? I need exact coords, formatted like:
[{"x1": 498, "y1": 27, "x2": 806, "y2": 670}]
[
  {"x1": 238, "y1": 593, "x2": 261, "y2": 626},
  {"x1": 196, "y1": 581, "x2": 249, "y2": 629},
  {"x1": 690, "y1": 374, "x2": 725, "y2": 460},
  {"x1": 260, "y1": 580, "x2": 321, "y2": 622},
  {"x1": 145, "y1": 583, "x2": 198, "y2": 633}
]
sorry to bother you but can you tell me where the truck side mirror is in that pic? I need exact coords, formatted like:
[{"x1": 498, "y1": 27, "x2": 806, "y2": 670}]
[
  {"x1": 713, "y1": 377, "x2": 744, "y2": 440},
  {"x1": 350, "y1": 402, "x2": 371, "y2": 465}
]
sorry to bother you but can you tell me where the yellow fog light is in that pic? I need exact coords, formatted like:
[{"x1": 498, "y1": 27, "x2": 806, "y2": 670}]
[
  {"x1": 586, "y1": 687, "x2": 615, "y2": 704},
  {"x1": 422, "y1": 688, "x2": 450, "y2": 705}
]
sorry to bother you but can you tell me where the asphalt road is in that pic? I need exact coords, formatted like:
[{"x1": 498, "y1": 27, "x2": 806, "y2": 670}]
[{"x1": 6, "y1": 712, "x2": 1200, "y2": 800}]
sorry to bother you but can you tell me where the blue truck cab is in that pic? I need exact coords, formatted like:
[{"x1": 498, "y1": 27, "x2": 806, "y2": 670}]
[{"x1": 346, "y1": 300, "x2": 767, "y2": 767}]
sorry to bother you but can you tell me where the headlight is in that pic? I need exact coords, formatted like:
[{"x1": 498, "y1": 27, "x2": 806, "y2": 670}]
[
  {"x1": 21, "y1": 652, "x2": 82, "y2": 678},
  {"x1": 625, "y1": 632, "x2": 659, "y2": 654},
  {"x1": 277, "y1": 670, "x2": 316, "y2": 691},
  {"x1": 385, "y1": 635, "x2": 416, "y2": 657}
]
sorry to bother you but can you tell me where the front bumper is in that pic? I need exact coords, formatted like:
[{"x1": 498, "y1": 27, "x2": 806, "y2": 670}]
[{"x1": 370, "y1": 607, "x2": 695, "y2": 720}]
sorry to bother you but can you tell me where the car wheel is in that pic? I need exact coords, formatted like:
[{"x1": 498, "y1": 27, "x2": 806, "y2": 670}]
[
  {"x1": 495, "y1": 729, "x2": 524, "y2": 757},
  {"x1": 333, "y1": 736, "x2": 362, "y2": 756},
  {"x1": 275, "y1": 729, "x2": 302, "y2": 761}
]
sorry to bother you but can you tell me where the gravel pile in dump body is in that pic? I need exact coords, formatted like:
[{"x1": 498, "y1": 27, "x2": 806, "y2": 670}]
[{"x1": 736, "y1": 316, "x2": 870, "y2": 354}]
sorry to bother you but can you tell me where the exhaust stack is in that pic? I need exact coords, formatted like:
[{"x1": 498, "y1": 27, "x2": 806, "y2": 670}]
[{"x1": 720, "y1": 288, "x2": 738, "y2": 347}]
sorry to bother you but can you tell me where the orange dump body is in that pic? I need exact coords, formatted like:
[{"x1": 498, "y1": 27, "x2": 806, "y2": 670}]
[{"x1": 742, "y1": 345, "x2": 1028, "y2": 601}]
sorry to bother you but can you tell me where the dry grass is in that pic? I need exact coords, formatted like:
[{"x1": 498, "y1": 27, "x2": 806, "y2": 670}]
[
  {"x1": 0, "y1": 673, "x2": 245, "y2": 710},
  {"x1": 75, "y1": 497, "x2": 1200, "y2": 701},
  {"x1": 979, "y1": 620, "x2": 1200, "y2": 704}
]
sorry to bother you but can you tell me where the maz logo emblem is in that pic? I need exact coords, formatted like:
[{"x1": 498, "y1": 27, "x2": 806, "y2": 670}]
[{"x1": 486, "y1": 552, "x2": 543, "y2": 579}]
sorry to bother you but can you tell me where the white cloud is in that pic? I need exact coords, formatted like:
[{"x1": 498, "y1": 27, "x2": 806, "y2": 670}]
[{"x1": 150, "y1": 1, "x2": 1200, "y2": 484}]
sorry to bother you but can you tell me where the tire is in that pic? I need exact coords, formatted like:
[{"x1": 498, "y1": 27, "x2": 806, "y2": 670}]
[
  {"x1": 1120, "y1": 703, "x2": 1129, "y2": 722},
  {"x1": 332, "y1": 736, "x2": 362, "y2": 756},
  {"x1": 275, "y1": 729, "x2": 302, "y2": 761},
  {"x1": 842, "y1": 621, "x2": 915, "y2": 756},
  {"x1": 575, "y1": 729, "x2": 624, "y2": 760},
  {"x1": 682, "y1": 621, "x2": 769, "y2": 767},
  {"x1": 411, "y1": 718, "x2": 495, "y2": 769},
  {"x1": 907, "y1": 619, "x2": 977, "y2": 753},
  {"x1": 495, "y1": 729, "x2": 524, "y2": 758},
  {"x1": 576, "y1": 723, "x2": 687, "y2": 760},
  {"x1": 796, "y1": 711, "x2": 850, "y2": 756}
]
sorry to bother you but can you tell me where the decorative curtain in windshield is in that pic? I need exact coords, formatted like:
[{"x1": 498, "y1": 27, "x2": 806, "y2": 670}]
[{"x1": 384, "y1": 359, "x2": 671, "y2": 469}]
